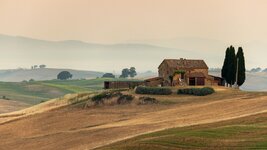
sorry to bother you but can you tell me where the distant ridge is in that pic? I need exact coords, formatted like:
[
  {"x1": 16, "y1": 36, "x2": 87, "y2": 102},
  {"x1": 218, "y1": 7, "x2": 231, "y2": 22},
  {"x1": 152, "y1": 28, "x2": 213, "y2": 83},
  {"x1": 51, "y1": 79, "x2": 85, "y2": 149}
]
[{"x1": 0, "y1": 68, "x2": 104, "y2": 82}]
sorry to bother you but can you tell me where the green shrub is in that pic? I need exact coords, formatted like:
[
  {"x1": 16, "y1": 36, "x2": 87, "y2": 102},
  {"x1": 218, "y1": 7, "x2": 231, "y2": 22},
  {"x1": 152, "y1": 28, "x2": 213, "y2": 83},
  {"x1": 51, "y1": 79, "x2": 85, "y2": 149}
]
[
  {"x1": 177, "y1": 87, "x2": 215, "y2": 96},
  {"x1": 92, "y1": 91, "x2": 122, "y2": 105},
  {"x1": 135, "y1": 86, "x2": 172, "y2": 95},
  {"x1": 139, "y1": 97, "x2": 158, "y2": 104},
  {"x1": 117, "y1": 94, "x2": 134, "y2": 104}
]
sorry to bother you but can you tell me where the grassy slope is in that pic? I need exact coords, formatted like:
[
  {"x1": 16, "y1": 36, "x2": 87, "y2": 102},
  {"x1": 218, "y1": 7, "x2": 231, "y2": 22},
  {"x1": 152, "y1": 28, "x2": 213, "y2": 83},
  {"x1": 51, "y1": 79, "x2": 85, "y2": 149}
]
[
  {"x1": 1, "y1": 87, "x2": 267, "y2": 149},
  {"x1": 101, "y1": 112, "x2": 267, "y2": 150},
  {"x1": 0, "y1": 78, "x2": 140, "y2": 105}
]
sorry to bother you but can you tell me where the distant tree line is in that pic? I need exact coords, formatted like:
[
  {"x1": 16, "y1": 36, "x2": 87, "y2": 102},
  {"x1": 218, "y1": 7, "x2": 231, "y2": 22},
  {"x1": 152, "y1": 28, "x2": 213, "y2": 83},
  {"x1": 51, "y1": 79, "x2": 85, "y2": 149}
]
[
  {"x1": 249, "y1": 67, "x2": 267, "y2": 72},
  {"x1": 101, "y1": 67, "x2": 137, "y2": 79},
  {"x1": 221, "y1": 46, "x2": 246, "y2": 87},
  {"x1": 31, "y1": 64, "x2": 46, "y2": 69}
]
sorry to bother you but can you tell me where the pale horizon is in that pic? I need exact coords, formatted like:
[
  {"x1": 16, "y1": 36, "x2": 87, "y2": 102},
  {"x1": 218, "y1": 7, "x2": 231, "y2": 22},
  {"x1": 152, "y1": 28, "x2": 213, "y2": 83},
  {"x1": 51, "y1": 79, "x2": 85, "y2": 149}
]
[{"x1": 1, "y1": 0, "x2": 267, "y2": 71}]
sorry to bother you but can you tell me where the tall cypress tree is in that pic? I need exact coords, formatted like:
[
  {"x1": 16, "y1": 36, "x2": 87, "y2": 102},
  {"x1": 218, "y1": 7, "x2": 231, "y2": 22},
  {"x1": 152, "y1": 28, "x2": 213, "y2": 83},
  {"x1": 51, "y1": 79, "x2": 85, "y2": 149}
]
[
  {"x1": 222, "y1": 47, "x2": 230, "y2": 85},
  {"x1": 236, "y1": 47, "x2": 246, "y2": 86},
  {"x1": 226, "y1": 46, "x2": 236, "y2": 86}
]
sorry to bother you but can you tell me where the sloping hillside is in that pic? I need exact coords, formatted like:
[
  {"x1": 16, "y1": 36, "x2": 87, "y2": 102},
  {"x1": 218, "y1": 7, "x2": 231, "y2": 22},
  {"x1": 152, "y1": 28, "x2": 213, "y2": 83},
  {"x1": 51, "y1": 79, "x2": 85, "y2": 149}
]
[
  {"x1": 0, "y1": 78, "x2": 141, "y2": 105},
  {"x1": 0, "y1": 68, "x2": 103, "y2": 82},
  {"x1": 0, "y1": 88, "x2": 267, "y2": 150}
]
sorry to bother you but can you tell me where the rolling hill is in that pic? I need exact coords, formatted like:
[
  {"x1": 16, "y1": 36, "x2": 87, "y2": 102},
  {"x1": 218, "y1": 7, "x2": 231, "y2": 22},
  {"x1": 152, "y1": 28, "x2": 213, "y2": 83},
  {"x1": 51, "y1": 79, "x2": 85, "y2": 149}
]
[
  {"x1": 0, "y1": 68, "x2": 103, "y2": 82},
  {"x1": 0, "y1": 87, "x2": 267, "y2": 150},
  {"x1": 0, "y1": 78, "x2": 142, "y2": 105}
]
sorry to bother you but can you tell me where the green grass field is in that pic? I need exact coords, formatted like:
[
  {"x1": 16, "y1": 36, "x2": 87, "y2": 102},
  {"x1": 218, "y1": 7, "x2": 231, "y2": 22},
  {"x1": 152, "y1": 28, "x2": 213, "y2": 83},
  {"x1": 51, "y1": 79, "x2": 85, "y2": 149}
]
[
  {"x1": 0, "y1": 78, "x2": 141, "y2": 105},
  {"x1": 101, "y1": 112, "x2": 267, "y2": 150}
]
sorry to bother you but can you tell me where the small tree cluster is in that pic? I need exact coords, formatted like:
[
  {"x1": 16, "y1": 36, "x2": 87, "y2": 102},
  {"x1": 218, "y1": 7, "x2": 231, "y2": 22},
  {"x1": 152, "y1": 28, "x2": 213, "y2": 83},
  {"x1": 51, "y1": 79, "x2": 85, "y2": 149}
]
[
  {"x1": 31, "y1": 64, "x2": 46, "y2": 69},
  {"x1": 57, "y1": 71, "x2": 73, "y2": 80},
  {"x1": 120, "y1": 67, "x2": 137, "y2": 78}
]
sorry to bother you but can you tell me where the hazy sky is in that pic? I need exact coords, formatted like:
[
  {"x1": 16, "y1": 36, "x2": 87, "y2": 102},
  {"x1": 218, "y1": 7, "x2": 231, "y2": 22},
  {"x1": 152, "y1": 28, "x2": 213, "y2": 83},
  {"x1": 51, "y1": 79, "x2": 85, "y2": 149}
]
[
  {"x1": 1, "y1": 0, "x2": 267, "y2": 43},
  {"x1": 0, "y1": 0, "x2": 267, "y2": 71}
]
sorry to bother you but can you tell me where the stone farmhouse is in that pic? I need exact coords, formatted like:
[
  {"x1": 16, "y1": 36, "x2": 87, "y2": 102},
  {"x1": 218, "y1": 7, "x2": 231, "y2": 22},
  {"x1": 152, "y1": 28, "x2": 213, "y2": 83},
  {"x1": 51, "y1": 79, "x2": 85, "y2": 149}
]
[
  {"x1": 158, "y1": 58, "x2": 224, "y2": 86},
  {"x1": 104, "y1": 58, "x2": 224, "y2": 89}
]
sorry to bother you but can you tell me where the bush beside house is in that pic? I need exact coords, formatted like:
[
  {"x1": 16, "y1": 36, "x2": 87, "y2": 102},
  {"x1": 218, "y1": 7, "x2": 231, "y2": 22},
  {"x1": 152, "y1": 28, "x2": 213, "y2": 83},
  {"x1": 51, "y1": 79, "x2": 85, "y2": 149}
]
[
  {"x1": 177, "y1": 87, "x2": 215, "y2": 96},
  {"x1": 135, "y1": 86, "x2": 172, "y2": 95}
]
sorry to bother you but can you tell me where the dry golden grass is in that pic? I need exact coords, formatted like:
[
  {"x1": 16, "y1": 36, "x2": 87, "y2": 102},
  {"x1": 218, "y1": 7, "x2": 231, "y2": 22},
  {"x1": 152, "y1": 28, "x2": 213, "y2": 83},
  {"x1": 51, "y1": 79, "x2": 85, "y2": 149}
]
[{"x1": 0, "y1": 87, "x2": 266, "y2": 150}]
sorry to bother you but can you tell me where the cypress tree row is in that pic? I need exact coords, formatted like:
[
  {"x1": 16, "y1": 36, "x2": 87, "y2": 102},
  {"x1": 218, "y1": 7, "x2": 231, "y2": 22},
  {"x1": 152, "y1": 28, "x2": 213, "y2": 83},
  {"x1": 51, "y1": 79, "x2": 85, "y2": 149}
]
[
  {"x1": 236, "y1": 47, "x2": 246, "y2": 86},
  {"x1": 222, "y1": 46, "x2": 245, "y2": 87}
]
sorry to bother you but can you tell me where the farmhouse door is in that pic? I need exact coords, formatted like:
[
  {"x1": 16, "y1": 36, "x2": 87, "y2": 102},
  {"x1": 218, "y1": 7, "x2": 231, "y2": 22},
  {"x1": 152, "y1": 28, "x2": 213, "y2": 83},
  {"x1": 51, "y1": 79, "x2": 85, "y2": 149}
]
[
  {"x1": 196, "y1": 77, "x2": 205, "y2": 85},
  {"x1": 189, "y1": 78, "x2": 196, "y2": 86},
  {"x1": 104, "y1": 82, "x2": 110, "y2": 89}
]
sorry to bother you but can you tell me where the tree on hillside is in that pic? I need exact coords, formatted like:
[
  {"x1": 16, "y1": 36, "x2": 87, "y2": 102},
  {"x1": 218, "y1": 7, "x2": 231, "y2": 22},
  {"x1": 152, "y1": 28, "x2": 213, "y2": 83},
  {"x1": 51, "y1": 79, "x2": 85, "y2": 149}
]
[
  {"x1": 250, "y1": 67, "x2": 262, "y2": 72},
  {"x1": 57, "y1": 71, "x2": 73, "y2": 80},
  {"x1": 120, "y1": 68, "x2": 130, "y2": 78},
  {"x1": 226, "y1": 46, "x2": 236, "y2": 86},
  {"x1": 222, "y1": 47, "x2": 230, "y2": 86},
  {"x1": 39, "y1": 64, "x2": 46, "y2": 68},
  {"x1": 236, "y1": 47, "x2": 246, "y2": 86},
  {"x1": 102, "y1": 73, "x2": 115, "y2": 78},
  {"x1": 31, "y1": 65, "x2": 38, "y2": 69},
  {"x1": 129, "y1": 67, "x2": 137, "y2": 78}
]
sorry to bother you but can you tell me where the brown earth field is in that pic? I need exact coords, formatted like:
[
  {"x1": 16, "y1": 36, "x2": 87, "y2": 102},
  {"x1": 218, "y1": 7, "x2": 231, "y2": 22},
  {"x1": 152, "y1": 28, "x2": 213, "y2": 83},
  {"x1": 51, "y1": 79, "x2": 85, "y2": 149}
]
[
  {"x1": 0, "y1": 99, "x2": 30, "y2": 114},
  {"x1": 0, "y1": 87, "x2": 267, "y2": 150}
]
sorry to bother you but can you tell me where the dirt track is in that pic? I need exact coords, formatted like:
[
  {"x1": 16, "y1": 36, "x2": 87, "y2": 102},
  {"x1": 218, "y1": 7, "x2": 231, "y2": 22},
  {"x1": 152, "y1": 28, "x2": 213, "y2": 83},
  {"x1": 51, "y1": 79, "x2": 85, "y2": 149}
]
[{"x1": 0, "y1": 89, "x2": 267, "y2": 150}]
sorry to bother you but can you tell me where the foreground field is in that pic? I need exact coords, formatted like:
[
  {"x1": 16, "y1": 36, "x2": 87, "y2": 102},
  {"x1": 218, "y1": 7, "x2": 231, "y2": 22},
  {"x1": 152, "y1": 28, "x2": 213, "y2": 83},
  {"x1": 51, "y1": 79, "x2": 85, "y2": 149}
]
[
  {"x1": 0, "y1": 87, "x2": 266, "y2": 150},
  {"x1": 101, "y1": 112, "x2": 267, "y2": 150}
]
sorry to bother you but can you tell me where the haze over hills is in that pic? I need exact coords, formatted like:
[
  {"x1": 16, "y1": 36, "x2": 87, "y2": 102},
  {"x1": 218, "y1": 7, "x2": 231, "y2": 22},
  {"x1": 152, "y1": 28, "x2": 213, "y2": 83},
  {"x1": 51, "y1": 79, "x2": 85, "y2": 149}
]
[
  {"x1": 1, "y1": 34, "x2": 266, "y2": 73},
  {"x1": 1, "y1": 34, "x2": 267, "y2": 91},
  {"x1": 0, "y1": 68, "x2": 103, "y2": 82},
  {"x1": 0, "y1": 34, "x2": 190, "y2": 72},
  {"x1": 131, "y1": 37, "x2": 267, "y2": 70}
]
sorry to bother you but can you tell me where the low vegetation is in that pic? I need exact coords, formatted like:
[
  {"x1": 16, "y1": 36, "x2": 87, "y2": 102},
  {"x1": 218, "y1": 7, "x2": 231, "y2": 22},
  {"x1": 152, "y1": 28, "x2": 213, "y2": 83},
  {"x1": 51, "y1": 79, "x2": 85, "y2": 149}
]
[
  {"x1": 117, "y1": 94, "x2": 134, "y2": 104},
  {"x1": 177, "y1": 87, "x2": 215, "y2": 96},
  {"x1": 138, "y1": 97, "x2": 158, "y2": 105},
  {"x1": 91, "y1": 91, "x2": 134, "y2": 105},
  {"x1": 135, "y1": 86, "x2": 172, "y2": 95}
]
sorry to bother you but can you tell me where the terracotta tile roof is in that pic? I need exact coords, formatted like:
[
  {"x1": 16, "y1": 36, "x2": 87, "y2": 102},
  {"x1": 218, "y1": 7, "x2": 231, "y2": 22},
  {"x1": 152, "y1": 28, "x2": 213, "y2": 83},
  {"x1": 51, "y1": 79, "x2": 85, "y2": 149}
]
[{"x1": 159, "y1": 58, "x2": 208, "y2": 69}]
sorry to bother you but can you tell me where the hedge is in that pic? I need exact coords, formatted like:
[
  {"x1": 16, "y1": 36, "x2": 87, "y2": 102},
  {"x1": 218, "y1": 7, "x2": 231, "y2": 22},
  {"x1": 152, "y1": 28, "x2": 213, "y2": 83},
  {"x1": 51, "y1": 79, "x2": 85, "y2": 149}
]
[
  {"x1": 135, "y1": 86, "x2": 172, "y2": 95},
  {"x1": 177, "y1": 87, "x2": 215, "y2": 96}
]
